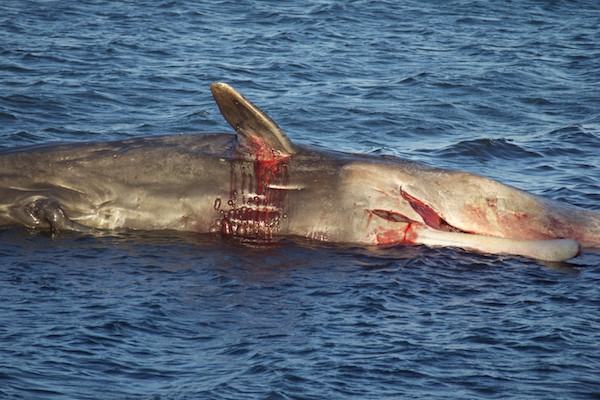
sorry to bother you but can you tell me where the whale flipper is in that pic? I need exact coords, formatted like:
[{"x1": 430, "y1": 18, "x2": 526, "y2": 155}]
[
  {"x1": 24, "y1": 199, "x2": 96, "y2": 233},
  {"x1": 210, "y1": 82, "x2": 296, "y2": 156}
]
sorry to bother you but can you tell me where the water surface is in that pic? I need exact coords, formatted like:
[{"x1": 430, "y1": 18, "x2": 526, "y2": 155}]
[{"x1": 1, "y1": 1, "x2": 599, "y2": 399}]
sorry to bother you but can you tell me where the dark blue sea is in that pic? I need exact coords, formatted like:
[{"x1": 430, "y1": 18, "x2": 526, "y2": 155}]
[{"x1": 1, "y1": 1, "x2": 599, "y2": 399}]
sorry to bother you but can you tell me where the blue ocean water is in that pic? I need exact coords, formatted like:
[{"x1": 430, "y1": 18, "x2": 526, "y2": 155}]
[{"x1": 1, "y1": 1, "x2": 599, "y2": 399}]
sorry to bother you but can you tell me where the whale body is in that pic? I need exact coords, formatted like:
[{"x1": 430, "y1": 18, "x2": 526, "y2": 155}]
[{"x1": 1, "y1": 82, "x2": 598, "y2": 262}]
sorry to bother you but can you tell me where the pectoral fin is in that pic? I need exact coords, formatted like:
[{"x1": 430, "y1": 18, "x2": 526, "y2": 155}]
[{"x1": 25, "y1": 199, "x2": 96, "y2": 233}]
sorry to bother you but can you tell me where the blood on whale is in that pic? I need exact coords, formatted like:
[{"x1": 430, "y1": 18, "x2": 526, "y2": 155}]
[{"x1": 211, "y1": 136, "x2": 290, "y2": 241}]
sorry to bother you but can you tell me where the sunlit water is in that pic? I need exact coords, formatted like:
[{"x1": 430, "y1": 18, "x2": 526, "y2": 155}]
[{"x1": 1, "y1": 1, "x2": 599, "y2": 399}]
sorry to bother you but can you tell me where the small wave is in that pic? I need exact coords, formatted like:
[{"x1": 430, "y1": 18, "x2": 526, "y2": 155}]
[
  {"x1": 398, "y1": 72, "x2": 429, "y2": 85},
  {"x1": 434, "y1": 138, "x2": 542, "y2": 161},
  {"x1": 548, "y1": 124, "x2": 596, "y2": 140},
  {"x1": 0, "y1": 63, "x2": 34, "y2": 73},
  {"x1": 7, "y1": 131, "x2": 45, "y2": 144},
  {"x1": 518, "y1": 96, "x2": 554, "y2": 106},
  {"x1": 0, "y1": 111, "x2": 17, "y2": 120},
  {"x1": 529, "y1": 125, "x2": 599, "y2": 159}
]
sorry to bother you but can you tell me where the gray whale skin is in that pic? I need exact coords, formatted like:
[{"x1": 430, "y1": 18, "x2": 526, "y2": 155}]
[{"x1": 1, "y1": 83, "x2": 598, "y2": 262}]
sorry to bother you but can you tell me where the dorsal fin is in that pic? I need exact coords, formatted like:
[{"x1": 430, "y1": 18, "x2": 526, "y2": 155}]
[{"x1": 210, "y1": 82, "x2": 296, "y2": 156}]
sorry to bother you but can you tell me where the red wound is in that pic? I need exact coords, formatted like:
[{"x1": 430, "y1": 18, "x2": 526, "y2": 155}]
[
  {"x1": 213, "y1": 136, "x2": 291, "y2": 242},
  {"x1": 401, "y1": 189, "x2": 460, "y2": 232}
]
